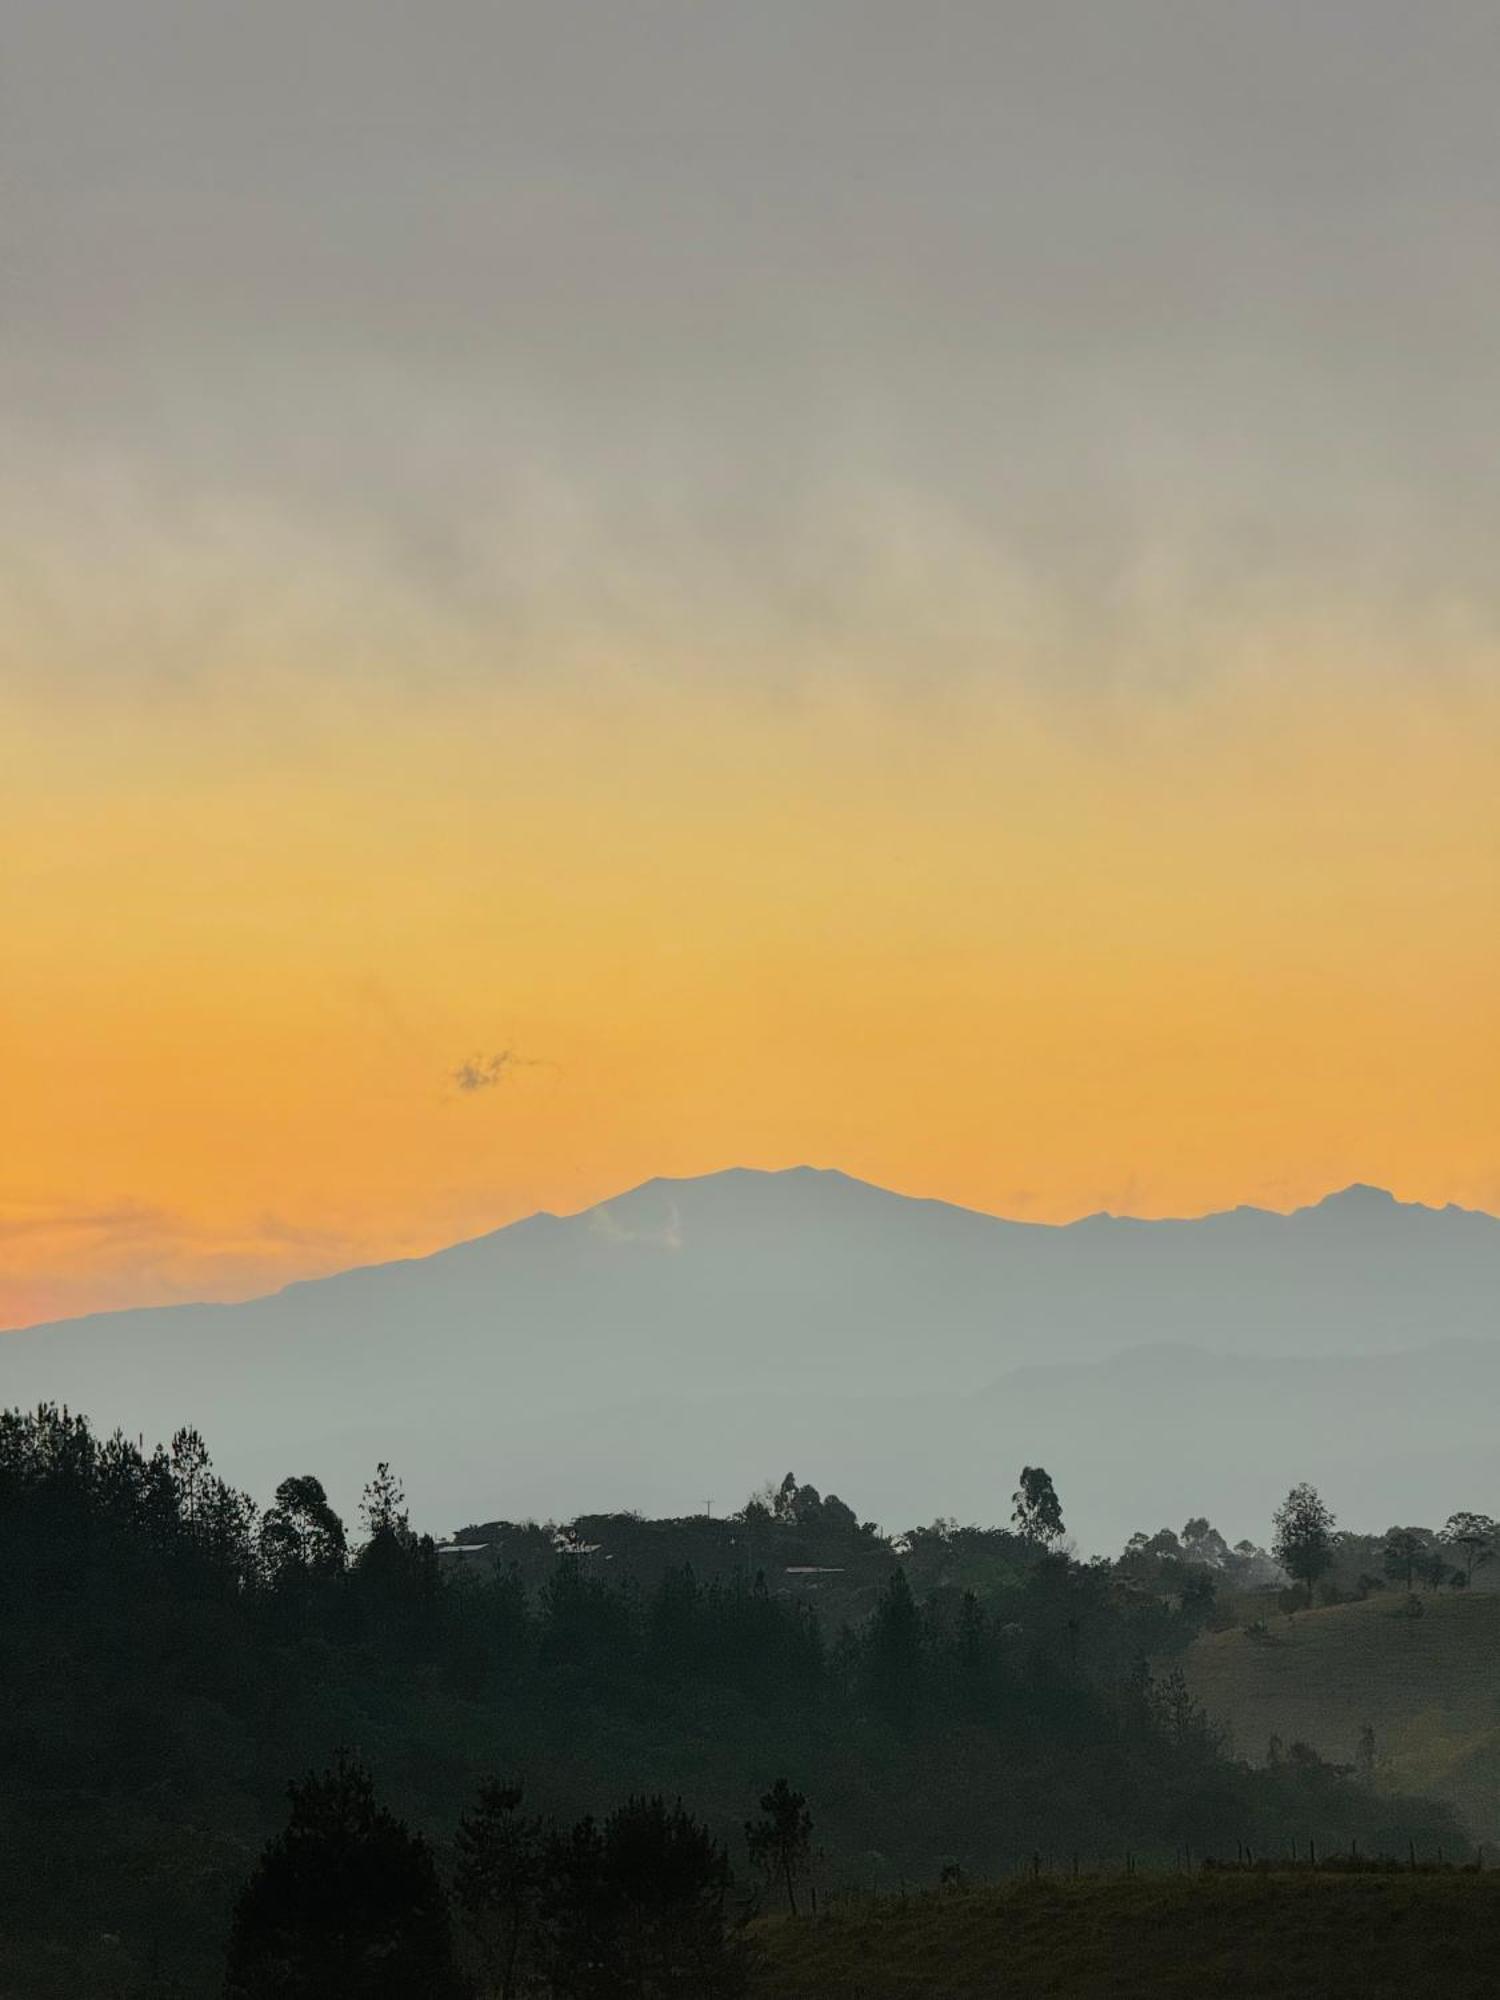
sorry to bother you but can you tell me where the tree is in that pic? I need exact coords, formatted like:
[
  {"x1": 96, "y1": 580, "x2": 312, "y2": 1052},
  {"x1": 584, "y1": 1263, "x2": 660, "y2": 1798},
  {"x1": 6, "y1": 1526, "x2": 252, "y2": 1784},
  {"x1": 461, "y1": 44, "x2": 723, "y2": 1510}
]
[
  {"x1": 170, "y1": 1427, "x2": 213, "y2": 1536},
  {"x1": 767, "y1": 1471, "x2": 826, "y2": 1528},
  {"x1": 867, "y1": 1566, "x2": 924, "y2": 1725},
  {"x1": 199, "y1": 1476, "x2": 260, "y2": 1588},
  {"x1": 360, "y1": 1461, "x2": 410, "y2": 1543},
  {"x1": 224, "y1": 1754, "x2": 463, "y2": 1998},
  {"x1": 1271, "y1": 1483, "x2": 1336, "y2": 1606},
  {"x1": 1440, "y1": 1511, "x2": 1496, "y2": 1586},
  {"x1": 454, "y1": 1780, "x2": 544, "y2": 1999},
  {"x1": 1416, "y1": 1548, "x2": 1451, "y2": 1593},
  {"x1": 1382, "y1": 1527, "x2": 1425, "y2": 1594},
  {"x1": 544, "y1": 1796, "x2": 746, "y2": 1998},
  {"x1": 260, "y1": 1475, "x2": 347, "y2": 1587},
  {"x1": 745, "y1": 1777, "x2": 813, "y2": 1915},
  {"x1": 355, "y1": 1461, "x2": 437, "y2": 1615},
  {"x1": 1181, "y1": 1517, "x2": 1232, "y2": 1566},
  {"x1": 1179, "y1": 1568, "x2": 1217, "y2": 1626},
  {"x1": 1011, "y1": 1466, "x2": 1064, "y2": 1546}
]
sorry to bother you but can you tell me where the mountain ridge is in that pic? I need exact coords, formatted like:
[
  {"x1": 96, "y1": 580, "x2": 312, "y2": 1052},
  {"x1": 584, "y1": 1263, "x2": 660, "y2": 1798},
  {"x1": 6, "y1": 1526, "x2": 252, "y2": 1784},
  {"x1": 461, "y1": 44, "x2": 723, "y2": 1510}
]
[
  {"x1": 12, "y1": 1166, "x2": 1493, "y2": 1338},
  {"x1": 3, "y1": 1164, "x2": 1497, "y2": 1548}
]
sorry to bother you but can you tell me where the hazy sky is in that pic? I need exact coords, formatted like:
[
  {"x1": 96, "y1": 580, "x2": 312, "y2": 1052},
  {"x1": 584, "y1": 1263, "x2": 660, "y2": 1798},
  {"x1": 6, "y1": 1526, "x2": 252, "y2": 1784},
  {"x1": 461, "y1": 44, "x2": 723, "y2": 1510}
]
[{"x1": 3, "y1": 2, "x2": 1498, "y2": 1324}]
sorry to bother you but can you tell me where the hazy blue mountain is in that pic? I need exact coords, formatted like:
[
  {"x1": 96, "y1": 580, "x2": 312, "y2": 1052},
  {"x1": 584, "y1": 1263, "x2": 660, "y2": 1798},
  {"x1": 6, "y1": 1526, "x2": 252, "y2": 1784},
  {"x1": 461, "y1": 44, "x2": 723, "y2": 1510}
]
[{"x1": 2, "y1": 1167, "x2": 1497, "y2": 1548}]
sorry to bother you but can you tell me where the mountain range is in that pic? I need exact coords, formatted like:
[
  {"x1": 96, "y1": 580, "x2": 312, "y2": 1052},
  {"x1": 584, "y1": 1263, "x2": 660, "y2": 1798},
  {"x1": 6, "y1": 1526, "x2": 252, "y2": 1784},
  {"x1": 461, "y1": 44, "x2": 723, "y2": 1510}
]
[{"x1": 3, "y1": 1167, "x2": 1497, "y2": 1550}]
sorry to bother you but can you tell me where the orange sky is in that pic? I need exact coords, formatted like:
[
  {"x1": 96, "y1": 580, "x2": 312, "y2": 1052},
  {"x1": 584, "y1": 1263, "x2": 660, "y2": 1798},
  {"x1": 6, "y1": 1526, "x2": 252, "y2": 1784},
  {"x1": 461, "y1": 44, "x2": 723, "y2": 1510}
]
[
  {"x1": 4, "y1": 601, "x2": 1497, "y2": 1329},
  {"x1": 6, "y1": 7, "x2": 1500, "y2": 1328}
]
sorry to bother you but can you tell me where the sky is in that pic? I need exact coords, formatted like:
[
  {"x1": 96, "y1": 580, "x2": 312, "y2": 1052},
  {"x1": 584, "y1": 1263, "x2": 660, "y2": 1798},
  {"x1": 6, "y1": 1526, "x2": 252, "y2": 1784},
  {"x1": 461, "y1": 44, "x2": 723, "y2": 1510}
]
[{"x1": 3, "y1": 1, "x2": 1498, "y2": 1327}]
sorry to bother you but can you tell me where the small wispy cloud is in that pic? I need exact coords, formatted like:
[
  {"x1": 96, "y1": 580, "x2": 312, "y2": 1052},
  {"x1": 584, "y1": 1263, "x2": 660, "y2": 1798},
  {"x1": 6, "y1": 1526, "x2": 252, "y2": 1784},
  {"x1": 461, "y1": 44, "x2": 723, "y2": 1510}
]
[
  {"x1": 447, "y1": 1043, "x2": 556, "y2": 1100},
  {"x1": 452, "y1": 1050, "x2": 515, "y2": 1093}
]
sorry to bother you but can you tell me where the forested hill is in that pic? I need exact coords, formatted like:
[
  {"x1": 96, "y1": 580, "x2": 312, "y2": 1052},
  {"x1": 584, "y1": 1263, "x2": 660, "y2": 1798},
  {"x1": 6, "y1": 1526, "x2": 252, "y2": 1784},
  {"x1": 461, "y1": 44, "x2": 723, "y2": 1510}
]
[
  {"x1": 3, "y1": 1168, "x2": 1498, "y2": 1545},
  {"x1": 0, "y1": 1405, "x2": 1469, "y2": 1998}
]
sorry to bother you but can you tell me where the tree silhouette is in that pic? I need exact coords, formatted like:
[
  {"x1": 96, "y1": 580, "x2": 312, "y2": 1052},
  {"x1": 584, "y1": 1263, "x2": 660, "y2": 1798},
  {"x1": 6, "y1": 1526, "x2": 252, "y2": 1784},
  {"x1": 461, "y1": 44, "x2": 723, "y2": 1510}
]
[
  {"x1": 359, "y1": 1461, "x2": 410, "y2": 1542},
  {"x1": 1011, "y1": 1466, "x2": 1064, "y2": 1546},
  {"x1": 545, "y1": 1794, "x2": 746, "y2": 1998},
  {"x1": 1382, "y1": 1527, "x2": 1425, "y2": 1593},
  {"x1": 1416, "y1": 1547, "x2": 1451, "y2": 1592},
  {"x1": 259, "y1": 1474, "x2": 347, "y2": 1587},
  {"x1": 867, "y1": 1566, "x2": 924, "y2": 1725},
  {"x1": 169, "y1": 1427, "x2": 212, "y2": 1535},
  {"x1": 454, "y1": 1780, "x2": 544, "y2": 1999},
  {"x1": 1440, "y1": 1511, "x2": 1496, "y2": 1586},
  {"x1": 354, "y1": 1460, "x2": 438, "y2": 1617},
  {"x1": 224, "y1": 1753, "x2": 463, "y2": 1999},
  {"x1": 746, "y1": 1777, "x2": 814, "y2": 1915},
  {"x1": 1271, "y1": 1482, "x2": 1335, "y2": 1606}
]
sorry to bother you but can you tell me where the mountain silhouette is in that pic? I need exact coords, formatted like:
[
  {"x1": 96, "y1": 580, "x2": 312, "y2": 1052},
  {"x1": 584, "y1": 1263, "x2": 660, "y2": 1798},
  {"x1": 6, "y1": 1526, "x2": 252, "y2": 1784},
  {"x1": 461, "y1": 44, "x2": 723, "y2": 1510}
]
[{"x1": 3, "y1": 1167, "x2": 1497, "y2": 1547}]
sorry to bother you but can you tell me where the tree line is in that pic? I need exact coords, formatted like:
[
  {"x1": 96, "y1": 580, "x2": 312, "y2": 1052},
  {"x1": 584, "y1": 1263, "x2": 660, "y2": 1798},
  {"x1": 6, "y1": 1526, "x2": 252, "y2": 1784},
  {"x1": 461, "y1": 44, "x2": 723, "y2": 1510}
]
[
  {"x1": 0, "y1": 1406, "x2": 1473, "y2": 1998},
  {"x1": 224, "y1": 1757, "x2": 813, "y2": 1997},
  {"x1": 1269, "y1": 1482, "x2": 1498, "y2": 1605}
]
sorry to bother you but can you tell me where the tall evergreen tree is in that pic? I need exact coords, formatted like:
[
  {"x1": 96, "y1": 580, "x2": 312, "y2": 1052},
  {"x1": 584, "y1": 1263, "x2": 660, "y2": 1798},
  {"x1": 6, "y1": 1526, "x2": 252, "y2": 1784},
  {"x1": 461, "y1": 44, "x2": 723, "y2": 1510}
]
[
  {"x1": 867, "y1": 1567, "x2": 924, "y2": 1726},
  {"x1": 224, "y1": 1754, "x2": 464, "y2": 1999}
]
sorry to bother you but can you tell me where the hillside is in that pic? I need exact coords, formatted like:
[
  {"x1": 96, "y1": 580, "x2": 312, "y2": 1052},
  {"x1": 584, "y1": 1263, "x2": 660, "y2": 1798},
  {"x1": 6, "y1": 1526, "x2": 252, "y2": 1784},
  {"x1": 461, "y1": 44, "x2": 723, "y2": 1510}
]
[
  {"x1": 751, "y1": 1872, "x2": 1500, "y2": 1999},
  {"x1": 8, "y1": 1401, "x2": 1472, "y2": 1996},
  {"x1": 2, "y1": 1168, "x2": 1498, "y2": 1544},
  {"x1": 1185, "y1": 1594, "x2": 1500, "y2": 1843}
]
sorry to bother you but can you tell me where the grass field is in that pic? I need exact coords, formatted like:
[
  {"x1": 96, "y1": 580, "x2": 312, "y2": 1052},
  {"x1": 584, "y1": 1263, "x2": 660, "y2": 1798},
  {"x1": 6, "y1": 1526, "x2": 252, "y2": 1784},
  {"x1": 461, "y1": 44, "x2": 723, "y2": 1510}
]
[
  {"x1": 1185, "y1": 1592, "x2": 1500, "y2": 1841},
  {"x1": 751, "y1": 1870, "x2": 1500, "y2": 1998}
]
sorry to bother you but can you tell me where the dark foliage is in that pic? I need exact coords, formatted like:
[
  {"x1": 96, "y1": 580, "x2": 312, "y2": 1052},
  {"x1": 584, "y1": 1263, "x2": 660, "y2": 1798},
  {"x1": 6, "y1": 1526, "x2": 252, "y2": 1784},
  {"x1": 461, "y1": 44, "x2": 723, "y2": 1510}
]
[
  {"x1": 0, "y1": 1406, "x2": 1469, "y2": 1997},
  {"x1": 224, "y1": 1754, "x2": 464, "y2": 1998},
  {"x1": 454, "y1": 1782, "x2": 545, "y2": 1998},
  {"x1": 541, "y1": 1794, "x2": 747, "y2": 1998}
]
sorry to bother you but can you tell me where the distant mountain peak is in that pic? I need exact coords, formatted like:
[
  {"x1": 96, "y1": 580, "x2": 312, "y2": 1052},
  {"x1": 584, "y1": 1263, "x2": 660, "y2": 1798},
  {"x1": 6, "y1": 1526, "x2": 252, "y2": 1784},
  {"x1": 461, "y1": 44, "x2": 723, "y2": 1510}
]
[{"x1": 1306, "y1": 1183, "x2": 1402, "y2": 1213}]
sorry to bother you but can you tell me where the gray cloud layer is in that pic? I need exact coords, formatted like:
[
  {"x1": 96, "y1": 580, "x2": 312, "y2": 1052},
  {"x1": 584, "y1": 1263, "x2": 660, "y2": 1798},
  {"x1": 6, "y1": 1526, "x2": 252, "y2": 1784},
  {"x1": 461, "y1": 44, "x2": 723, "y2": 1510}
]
[{"x1": 7, "y1": 2, "x2": 1500, "y2": 693}]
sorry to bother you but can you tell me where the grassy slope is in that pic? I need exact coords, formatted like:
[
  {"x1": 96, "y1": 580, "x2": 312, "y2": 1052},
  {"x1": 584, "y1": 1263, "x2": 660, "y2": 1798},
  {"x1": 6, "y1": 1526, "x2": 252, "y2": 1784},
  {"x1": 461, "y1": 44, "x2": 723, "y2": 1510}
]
[
  {"x1": 751, "y1": 1873, "x2": 1500, "y2": 1999},
  {"x1": 1184, "y1": 1593, "x2": 1500, "y2": 1842}
]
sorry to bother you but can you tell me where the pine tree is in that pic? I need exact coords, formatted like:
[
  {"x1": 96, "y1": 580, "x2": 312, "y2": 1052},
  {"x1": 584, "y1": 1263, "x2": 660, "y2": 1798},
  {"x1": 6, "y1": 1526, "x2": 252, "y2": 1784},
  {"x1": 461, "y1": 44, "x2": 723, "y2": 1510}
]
[{"x1": 225, "y1": 1754, "x2": 463, "y2": 1999}]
